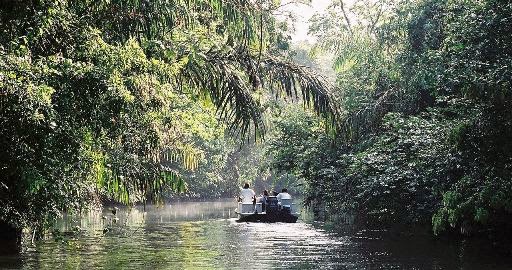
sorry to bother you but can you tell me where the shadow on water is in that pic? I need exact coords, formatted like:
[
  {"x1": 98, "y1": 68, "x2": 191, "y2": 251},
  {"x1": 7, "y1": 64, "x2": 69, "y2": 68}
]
[{"x1": 0, "y1": 199, "x2": 511, "y2": 269}]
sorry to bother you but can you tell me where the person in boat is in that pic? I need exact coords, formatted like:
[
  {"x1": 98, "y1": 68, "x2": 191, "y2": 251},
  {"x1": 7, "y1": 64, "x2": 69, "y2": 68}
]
[
  {"x1": 239, "y1": 183, "x2": 256, "y2": 203},
  {"x1": 276, "y1": 188, "x2": 292, "y2": 202},
  {"x1": 258, "y1": 190, "x2": 269, "y2": 211},
  {"x1": 276, "y1": 188, "x2": 292, "y2": 212}
]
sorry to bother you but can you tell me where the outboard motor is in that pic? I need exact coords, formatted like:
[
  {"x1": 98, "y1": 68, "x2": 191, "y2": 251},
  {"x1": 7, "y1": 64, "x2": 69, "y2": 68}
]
[{"x1": 266, "y1": 196, "x2": 279, "y2": 214}]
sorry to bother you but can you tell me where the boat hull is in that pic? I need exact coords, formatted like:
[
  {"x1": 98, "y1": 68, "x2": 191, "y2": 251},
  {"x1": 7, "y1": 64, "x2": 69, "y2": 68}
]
[{"x1": 236, "y1": 212, "x2": 298, "y2": 223}]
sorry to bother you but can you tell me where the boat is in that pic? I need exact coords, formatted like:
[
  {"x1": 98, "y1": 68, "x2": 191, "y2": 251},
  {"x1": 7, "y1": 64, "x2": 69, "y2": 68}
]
[{"x1": 235, "y1": 196, "x2": 299, "y2": 223}]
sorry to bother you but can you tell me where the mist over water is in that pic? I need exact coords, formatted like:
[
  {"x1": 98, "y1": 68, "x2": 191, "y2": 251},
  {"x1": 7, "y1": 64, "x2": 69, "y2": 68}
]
[{"x1": 0, "y1": 200, "x2": 510, "y2": 270}]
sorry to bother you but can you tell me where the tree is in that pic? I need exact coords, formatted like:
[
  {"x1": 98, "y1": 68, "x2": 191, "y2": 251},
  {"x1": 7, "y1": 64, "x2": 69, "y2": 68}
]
[
  {"x1": 267, "y1": 0, "x2": 512, "y2": 237},
  {"x1": 0, "y1": 0, "x2": 340, "y2": 251}
]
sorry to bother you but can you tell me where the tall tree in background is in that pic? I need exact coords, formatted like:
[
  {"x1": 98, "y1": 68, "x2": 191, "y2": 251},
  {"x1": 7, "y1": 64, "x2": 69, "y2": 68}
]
[{"x1": 268, "y1": 0, "x2": 512, "y2": 236}]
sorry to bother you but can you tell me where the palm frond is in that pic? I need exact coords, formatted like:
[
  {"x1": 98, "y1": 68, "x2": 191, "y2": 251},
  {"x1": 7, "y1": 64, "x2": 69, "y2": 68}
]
[
  {"x1": 261, "y1": 57, "x2": 340, "y2": 131},
  {"x1": 178, "y1": 47, "x2": 340, "y2": 139},
  {"x1": 182, "y1": 50, "x2": 265, "y2": 139},
  {"x1": 71, "y1": 0, "x2": 260, "y2": 43}
]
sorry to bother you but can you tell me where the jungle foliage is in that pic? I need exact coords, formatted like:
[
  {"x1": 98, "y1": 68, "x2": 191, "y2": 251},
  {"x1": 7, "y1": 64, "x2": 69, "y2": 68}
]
[
  {"x1": 267, "y1": 0, "x2": 512, "y2": 236},
  {"x1": 1, "y1": 0, "x2": 511, "y2": 244},
  {"x1": 0, "y1": 0, "x2": 339, "y2": 238}
]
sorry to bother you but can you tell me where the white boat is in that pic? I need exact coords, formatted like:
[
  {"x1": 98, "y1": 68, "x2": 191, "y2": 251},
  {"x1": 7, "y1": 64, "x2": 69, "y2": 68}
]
[{"x1": 235, "y1": 196, "x2": 299, "y2": 223}]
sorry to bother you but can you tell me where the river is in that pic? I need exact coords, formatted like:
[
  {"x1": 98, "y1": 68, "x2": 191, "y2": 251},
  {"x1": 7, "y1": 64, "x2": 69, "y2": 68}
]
[{"x1": 0, "y1": 199, "x2": 511, "y2": 269}]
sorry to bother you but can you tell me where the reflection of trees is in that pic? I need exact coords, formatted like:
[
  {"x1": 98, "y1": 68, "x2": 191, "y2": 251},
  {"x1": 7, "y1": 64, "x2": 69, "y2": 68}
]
[
  {"x1": 21, "y1": 202, "x2": 309, "y2": 269},
  {"x1": 29, "y1": 205, "x2": 213, "y2": 268}
]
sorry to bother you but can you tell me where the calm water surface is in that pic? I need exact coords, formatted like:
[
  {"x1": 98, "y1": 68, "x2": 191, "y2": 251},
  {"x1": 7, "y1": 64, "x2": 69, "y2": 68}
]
[{"x1": 0, "y1": 200, "x2": 511, "y2": 269}]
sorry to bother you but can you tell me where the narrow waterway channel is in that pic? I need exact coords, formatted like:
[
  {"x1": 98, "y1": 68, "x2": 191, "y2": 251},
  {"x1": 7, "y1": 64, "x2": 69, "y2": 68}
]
[{"x1": 0, "y1": 199, "x2": 510, "y2": 269}]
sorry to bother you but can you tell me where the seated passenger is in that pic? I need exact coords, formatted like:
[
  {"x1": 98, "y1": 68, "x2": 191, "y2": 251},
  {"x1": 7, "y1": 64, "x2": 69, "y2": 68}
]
[
  {"x1": 276, "y1": 188, "x2": 292, "y2": 202},
  {"x1": 239, "y1": 183, "x2": 255, "y2": 203},
  {"x1": 258, "y1": 190, "x2": 269, "y2": 211},
  {"x1": 258, "y1": 190, "x2": 269, "y2": 203}
]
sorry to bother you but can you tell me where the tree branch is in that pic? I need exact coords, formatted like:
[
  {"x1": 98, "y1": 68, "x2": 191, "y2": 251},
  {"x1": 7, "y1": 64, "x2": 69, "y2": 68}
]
[{"x1": 339, "y1": 0, "x2": 353, "y2": 35}]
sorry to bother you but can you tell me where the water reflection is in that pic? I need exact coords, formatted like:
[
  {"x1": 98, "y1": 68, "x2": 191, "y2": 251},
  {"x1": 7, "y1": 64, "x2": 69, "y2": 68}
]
[{"x1": 0, "y1": 199, "x2": 511, "y2": 269}]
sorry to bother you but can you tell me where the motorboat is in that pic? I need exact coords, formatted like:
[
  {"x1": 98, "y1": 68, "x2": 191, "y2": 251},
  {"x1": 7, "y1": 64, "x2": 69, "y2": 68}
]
[{"x1": 235, "y1": 196, "x2": 299, "y2": 223}]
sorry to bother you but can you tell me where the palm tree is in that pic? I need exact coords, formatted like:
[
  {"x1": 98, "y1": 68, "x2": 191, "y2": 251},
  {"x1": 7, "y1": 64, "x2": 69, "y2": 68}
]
[{"x1": 0, "y1": 0, "x2": 339, "y2": 243}]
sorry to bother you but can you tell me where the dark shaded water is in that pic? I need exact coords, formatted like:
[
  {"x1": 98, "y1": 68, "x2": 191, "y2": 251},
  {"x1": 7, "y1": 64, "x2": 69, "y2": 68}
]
[{"x1": 0, "y1": 199, "x2": 511, "y2": 269}]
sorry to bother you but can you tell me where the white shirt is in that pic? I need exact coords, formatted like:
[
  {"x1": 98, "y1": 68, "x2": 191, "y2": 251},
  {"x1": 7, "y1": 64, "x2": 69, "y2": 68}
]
[
  {"x1": 276, "y1": 192, "x2": 292, "y2": 202},
  {"x1": 240, "y1": 188, "x2": 255, "y2": 203}
]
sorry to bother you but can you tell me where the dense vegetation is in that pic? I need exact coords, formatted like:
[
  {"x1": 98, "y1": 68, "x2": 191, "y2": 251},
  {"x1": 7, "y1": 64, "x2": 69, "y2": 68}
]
[
  {"x1": 1, "y1": 0, "x2": 511, "y2": 253},
  {"x1": 267, "y1": 0, "x2": 512, "y2": 236},
  {"x1": 0, "y1": 0, "x2": 338, "y2": 250}
]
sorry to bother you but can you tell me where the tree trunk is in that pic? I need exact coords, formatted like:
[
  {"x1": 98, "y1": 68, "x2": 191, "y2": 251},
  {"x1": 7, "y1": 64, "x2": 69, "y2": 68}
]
[{"x1": 0, "y1": 220, "x2": 22, "y2": 254}]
